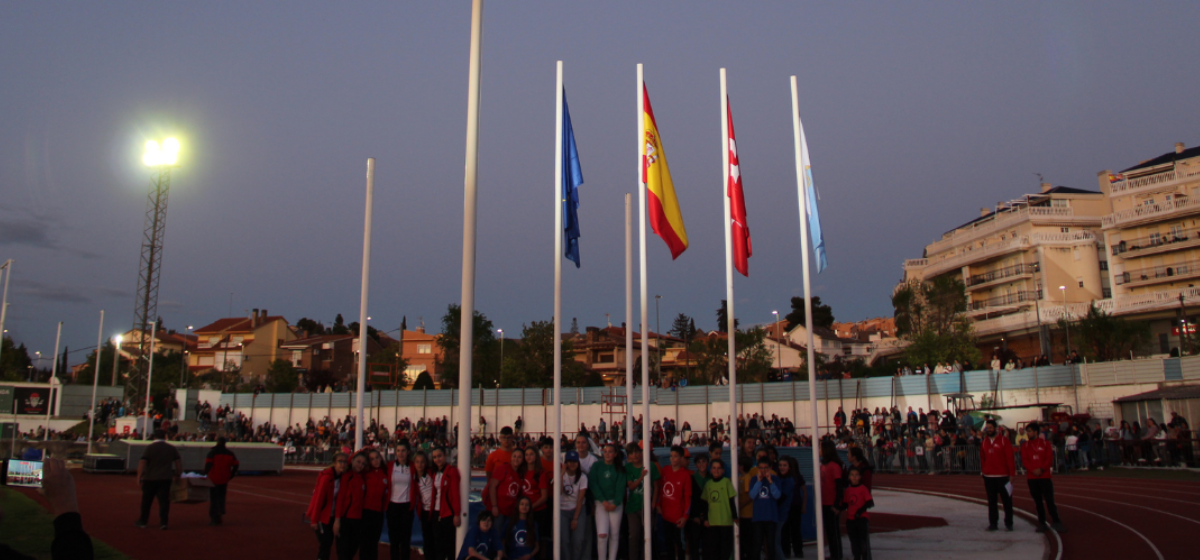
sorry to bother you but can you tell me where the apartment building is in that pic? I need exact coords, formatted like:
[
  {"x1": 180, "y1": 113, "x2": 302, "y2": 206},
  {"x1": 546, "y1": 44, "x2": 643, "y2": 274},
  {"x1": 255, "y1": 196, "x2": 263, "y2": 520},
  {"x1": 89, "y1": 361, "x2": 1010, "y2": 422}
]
[
  {"x1": 902, "y1": 183, "x2": 1110, "y2": 359},
  {"x1": 189, "y1": 309, "x2": 298, "y2": 381}
]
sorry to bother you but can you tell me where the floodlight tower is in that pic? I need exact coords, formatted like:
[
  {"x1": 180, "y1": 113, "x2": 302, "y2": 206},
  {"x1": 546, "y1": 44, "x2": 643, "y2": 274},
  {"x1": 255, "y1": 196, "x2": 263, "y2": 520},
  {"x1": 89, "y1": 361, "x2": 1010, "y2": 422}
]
[{"x1": 129, "y1": 138, "x2": 179, "y2": 402}]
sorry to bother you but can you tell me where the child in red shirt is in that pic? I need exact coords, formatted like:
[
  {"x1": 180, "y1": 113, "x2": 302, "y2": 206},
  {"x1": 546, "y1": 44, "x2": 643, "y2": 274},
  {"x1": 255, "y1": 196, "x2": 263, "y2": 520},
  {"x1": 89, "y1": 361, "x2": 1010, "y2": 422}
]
[
  {"x1": 839, "y1": 467, "x2": 874, "y2": 560},
  {"x1": 657, "y1": 446, "x2": 693, "y2": 560}
]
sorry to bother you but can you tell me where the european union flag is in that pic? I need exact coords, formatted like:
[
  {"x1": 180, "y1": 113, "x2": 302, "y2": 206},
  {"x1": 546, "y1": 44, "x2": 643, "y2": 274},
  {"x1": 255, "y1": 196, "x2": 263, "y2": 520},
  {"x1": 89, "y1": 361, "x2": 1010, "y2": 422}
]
[{"x1": 562, "y1": 89, "x2": 584, "y2": 267}]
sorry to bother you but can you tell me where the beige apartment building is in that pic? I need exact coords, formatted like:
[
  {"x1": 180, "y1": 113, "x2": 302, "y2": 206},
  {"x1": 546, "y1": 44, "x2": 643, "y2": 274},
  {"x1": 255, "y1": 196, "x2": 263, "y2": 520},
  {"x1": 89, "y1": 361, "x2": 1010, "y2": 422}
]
[{"x1": 902, "y1": 183, "x2": 1111, "y2": 361}]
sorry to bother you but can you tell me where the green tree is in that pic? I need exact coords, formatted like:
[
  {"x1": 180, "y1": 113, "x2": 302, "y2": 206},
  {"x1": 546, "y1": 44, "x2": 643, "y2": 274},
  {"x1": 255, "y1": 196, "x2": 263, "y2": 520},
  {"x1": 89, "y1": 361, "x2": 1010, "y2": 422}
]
[
  {"x1": 686, "y1": 328, "x2": 773, "y2": 384},
  {"x1": 784, "y1": 296, "x2": 835, "y2": 331},
  {"x1": 716, "y1": 300, "x2": 740, "y2": 332},
  {"x1": 412, "y1": 370, "x2": 436, "y2": 390},
  {"x1": 0, "y1": 337, "x2": 34, "y2": 381},
  {"x1": 893, "y1": 277, "x2": 981, "y2": 367},
  {"x1": 265, "y1": 359, "x2": 299, "y2": 393},
  {"x1": 434, "y1": 304, "x2": 499, "y2": 389},
  {"x1": 331, "y1": 314, "x2": 350, "y2": 335},
  {"x1": 73, "y1": 341, "x2": 125, "y2": 386},
  {"x1": 295, "y1": 317, "x2": 328, "y2": 336},
  {"x1": 1064, "y1": 304, "x2": 1151, "y2": 362},
  {"x1": 499, "y1": 320, "x2": 583, "y2": 389},
  {"x1": 669, "y1": 313, "x2": 697, "y2": 340},
  {"x1": 347, "y1": 321, "x2": 381, "y2": 344}
]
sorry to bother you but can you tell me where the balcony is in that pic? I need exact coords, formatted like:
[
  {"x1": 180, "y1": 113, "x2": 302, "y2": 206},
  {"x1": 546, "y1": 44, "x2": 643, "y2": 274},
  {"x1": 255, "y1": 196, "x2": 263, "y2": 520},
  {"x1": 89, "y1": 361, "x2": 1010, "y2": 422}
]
[
  {"x1": 925, "y1": 206, "x2": 1092, "y2": 256},
  {"x1": 1115, "y1": 259, "x2": 1200, "y2": 288},
  {"x1": 923, "y1": 236, "x2": 1031, "y2": 277},
  {"x1": 966, "y1": 263, "x2": 1038, "y2": 291},
  {"x1": 1109, "y1": 167, "x2": 1200, "y2": 198},
  {"x1": 970, "y1": 290, "x2": 1042, "y2": 312},
  {"x1": 1103, "y1": 196, "x2": 1200, "y2": 229},
  {"x1": 1112, "y1": 229, "x2": 1200, "y2": 259}
]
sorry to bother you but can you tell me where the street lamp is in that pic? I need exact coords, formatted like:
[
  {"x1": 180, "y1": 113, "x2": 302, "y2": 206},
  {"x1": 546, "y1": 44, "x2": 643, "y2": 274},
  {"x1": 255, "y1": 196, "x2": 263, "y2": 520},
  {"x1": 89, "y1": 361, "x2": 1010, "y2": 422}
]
[
  {"x1": 773, "y1": 310, "x2": 781, "y2": 379},
  {"x1": 655, "y1": 295, "x2": 662, "y2": 384},
  {"x1": 1059, "y1": 285, "x2": 1072, "y2": 362},
  {"x1": 32, "y1": 351, "x2": 41, "y2": 381}
]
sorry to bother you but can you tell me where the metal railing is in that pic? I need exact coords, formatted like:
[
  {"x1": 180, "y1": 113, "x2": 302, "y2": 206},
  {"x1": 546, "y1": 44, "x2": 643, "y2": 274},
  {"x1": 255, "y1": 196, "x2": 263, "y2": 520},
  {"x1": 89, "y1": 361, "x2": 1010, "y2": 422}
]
[
  {"x1": 970, "y1": 290, "x2": 1042, "y2": 311},
  {"x1": 966, "y1": 263, "x2": 1039, "y2": 287},
  {"x1": 1115, "y1": 259, "x2": 1200, "y2": 286}
]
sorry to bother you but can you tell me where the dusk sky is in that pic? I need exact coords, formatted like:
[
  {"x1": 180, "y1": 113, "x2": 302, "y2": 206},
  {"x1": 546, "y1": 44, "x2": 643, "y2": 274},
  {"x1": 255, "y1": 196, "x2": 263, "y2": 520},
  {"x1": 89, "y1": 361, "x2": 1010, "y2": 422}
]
[{"x1": 2, "y1": 2, "x2": 1198, "y2": 366}]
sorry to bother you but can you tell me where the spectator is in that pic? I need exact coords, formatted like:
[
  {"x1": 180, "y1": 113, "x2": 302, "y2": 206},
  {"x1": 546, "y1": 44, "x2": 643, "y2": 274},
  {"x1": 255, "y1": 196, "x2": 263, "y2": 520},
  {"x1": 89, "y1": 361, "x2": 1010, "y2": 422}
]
[
  {"x1": 1021, "y1": 423, "x2": 1066, "y2": 534},
  {"x1": 0, "y1": 457, "x2": 94, "y2": 560},
  {"x1": 981, "y1": 420, "x2": 1015, "y2": 531},
  {"x1": 591, "y1": 442, "x2": 625, "y2": 560},
  {"x1": 307, "y1": 452, "x2": 350, "y2": 560},
  {"x1": 778, "y1": 456, "x2": 806, "y2": 559},
  {"x1": 559, "y1": 451, "x2": 589, "y2": 560},
  {"x1": 659, "y1": 446, "x2": 693, "y2": 560},
  {"x1": 687, "y1": 453, "x2": 710, "y2": 560},
  {"x1": 840, "y1": 467, "x2": 874, "y2": 560},
  {"x1": 136, "y1": 429, "x2": 181, "y2": 530},
  {"x1": 203, "y1": 437, "x2": 239, "y2": 526},
  {"x1": 702, "y1": 458, "x2": 737, "y2": 560},
  {"x1": 504, "y1": 496, "x2": 539, "y2": 560},
  {"x1": 520, "y1": 446, "x2": 550, "y2": 559},
  {"x1": 749, "y1": 455, "x2": 782, "y2": 560},
  {"x1": 488, "y1": 448, "x2": 524, "y2": 530}
]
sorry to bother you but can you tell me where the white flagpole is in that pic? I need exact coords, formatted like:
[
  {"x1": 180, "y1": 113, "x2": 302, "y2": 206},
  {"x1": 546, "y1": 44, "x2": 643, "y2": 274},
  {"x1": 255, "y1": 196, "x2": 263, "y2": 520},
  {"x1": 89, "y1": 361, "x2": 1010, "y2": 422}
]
[
  {"x1": 87, "y1": 310, "x2": 104, "y2": 455},
  {"x1": 637, "y1": 62, "x2": 652, "y2": 560},
  {"x1": 356, "y1": 157, "x2": 375, "y2": 452},
  {"x1": 47, "y1": 321, "x2": 62, "y2": 442},
  {"x1": 792, "y1": 75, "x2": 825, "y2": 556},
  {"x1": 625, "y1": 192, "x2": 634, "y2": 444},
  {"x1": 720, "y1": 68, "x2": 741, "y2": 560},
  {"x1": 552, "y1": 59, "x2": 564, "y2": 560},
  {"x1": 458, "y1": 0, "x2": 484, "y2": 547}
]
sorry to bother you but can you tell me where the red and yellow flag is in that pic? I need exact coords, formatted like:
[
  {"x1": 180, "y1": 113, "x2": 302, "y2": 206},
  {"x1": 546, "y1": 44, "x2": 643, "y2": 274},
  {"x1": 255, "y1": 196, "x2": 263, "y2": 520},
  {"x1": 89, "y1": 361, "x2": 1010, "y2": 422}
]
[{"x1": 643, "y1": 85, "x2": 688, "y2": 259}]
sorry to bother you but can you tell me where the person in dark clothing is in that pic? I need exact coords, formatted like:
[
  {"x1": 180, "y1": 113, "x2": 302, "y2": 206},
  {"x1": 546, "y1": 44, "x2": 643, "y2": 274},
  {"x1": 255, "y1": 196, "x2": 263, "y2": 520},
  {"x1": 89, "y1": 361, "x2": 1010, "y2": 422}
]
[
  {"x1": 0, "y1": 457, "x2": 94, "y2": 560},
  {"x1": 204, "y1": 437, "x2": 240, "y2": 526},
  {"x1": 778, "y1": 456, "x2": 806, "y2": 559},
  {"x1": 136, "y1": 430, "x2": 181, "y2": 530}
]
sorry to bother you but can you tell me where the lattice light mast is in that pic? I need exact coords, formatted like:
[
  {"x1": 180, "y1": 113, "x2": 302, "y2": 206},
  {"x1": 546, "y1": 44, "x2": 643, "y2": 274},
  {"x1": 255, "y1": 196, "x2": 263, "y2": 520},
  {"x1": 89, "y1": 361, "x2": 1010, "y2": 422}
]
[{"x1": 129, "y1": 138, "x2": 179, "y2": 404}]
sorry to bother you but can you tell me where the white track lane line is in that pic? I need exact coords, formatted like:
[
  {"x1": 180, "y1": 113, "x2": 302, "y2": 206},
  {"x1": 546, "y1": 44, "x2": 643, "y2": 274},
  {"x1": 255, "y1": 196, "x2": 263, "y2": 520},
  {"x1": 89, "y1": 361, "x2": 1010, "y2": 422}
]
[
  {"x1": 1047, "y1": 485, "x2": 1200, "y2": 506},
  {"x1": 228, "y1": 487, "x2": 309, "y2": 505},
  {"x1": 1050, "y1": 492, "x2": 1200, "y2": 525}
]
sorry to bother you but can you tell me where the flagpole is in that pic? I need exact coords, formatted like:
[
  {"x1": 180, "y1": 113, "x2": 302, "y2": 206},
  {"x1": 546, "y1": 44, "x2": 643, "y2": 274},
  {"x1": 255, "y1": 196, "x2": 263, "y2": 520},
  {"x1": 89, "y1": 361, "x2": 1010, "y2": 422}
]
[
  {"x1": 356, "y1": 157, "x2": 375, "y2": 452},
  {"x1": 87, "y1": 310, "x2": 104, "y2": 455},
  {"x1": 637, "y1": 62, "x2": 652, "y2": 560},
  {"x1": 792, "y1": 75, "x2": 825, "y2": 555},
  {"x1": 141, "y1": 321, "x2": 155, "y2": 441},
  {"x1": 720, "y1": 68, "x2": 741, "y2": 560},
  {"x1": 552, "y1": 59, "x2": 564, "y2": 560},
  {"x1": 625, "y1": 192, "x2": 634, "y2": 444},
  {"x1": 457, "y1": 0, "x2": 484, "y2": 547}
]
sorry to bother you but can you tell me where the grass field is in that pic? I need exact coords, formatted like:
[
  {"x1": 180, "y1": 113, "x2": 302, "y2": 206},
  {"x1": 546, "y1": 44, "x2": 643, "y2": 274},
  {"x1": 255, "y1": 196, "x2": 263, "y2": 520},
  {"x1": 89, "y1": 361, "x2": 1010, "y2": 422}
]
[
  {"x1": 0, "y1": 488, "x2": 128, "y2": 560},
  {"x1": 1070, "y1": 466, "x2": 1200, "y2": 482}
]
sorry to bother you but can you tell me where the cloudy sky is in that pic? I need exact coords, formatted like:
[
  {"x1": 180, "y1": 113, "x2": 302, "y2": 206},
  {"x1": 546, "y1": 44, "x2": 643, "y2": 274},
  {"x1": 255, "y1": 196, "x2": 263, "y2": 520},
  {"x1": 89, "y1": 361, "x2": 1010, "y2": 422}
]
[{"x1": 2, "y1": 2, "x2": 1198, "y2": 366}]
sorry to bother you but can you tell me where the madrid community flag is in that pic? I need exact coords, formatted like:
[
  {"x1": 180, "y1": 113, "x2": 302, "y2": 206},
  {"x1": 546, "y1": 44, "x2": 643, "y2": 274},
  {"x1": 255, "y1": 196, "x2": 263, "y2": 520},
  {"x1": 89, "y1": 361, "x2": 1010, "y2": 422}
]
[
  {"x1": 798, "y1": 116, "x2": 828, "y2": 272},
  {"x1": 726, "y1": 98, "x2": 752, "y2": 276},
  {"x1": 562, "y1": 88, "x2": 584, "y2": 267},
  {"x1": 642, "y1": 85, "x2": 689, "y2": 259}
]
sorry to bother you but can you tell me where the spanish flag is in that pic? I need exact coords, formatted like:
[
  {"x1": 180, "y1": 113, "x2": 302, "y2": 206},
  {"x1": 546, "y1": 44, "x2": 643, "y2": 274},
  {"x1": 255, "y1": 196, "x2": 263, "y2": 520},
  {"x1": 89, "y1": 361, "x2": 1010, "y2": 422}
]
[{"x1": 643, "y1": 85, "x2": 689, "y2": 259}]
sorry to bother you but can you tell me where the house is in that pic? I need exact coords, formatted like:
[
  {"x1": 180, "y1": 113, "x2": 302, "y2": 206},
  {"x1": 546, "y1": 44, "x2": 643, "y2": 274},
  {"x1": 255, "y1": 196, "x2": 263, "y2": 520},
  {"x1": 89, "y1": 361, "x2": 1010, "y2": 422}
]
[
  {"x1": 572, "y1": 325, "x2": 687, "y2": 386},
  {"x1": 188, "y1": 309, "x2": 298, "y2": 381}
]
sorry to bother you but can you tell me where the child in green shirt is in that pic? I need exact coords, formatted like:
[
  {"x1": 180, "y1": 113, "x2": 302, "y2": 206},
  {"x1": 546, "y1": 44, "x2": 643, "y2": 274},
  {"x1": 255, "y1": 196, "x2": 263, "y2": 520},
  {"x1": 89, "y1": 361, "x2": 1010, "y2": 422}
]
[{"x1": 703, "y1": 458, "x2": 738, "y2": 560}]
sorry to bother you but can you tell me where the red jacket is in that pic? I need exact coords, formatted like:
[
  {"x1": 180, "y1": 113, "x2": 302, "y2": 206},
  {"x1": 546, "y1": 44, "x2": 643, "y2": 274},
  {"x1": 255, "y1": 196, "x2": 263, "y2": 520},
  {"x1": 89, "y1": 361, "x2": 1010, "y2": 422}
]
[
  {"x1": 433, "y1": 465, "x2": 462, "y2": 520},
  {"x1": 1020, "y1": 438, "x2": 1054, "y2": 480},
  {"x1": 204, "y1": 448, "x2": 239, "y2": 486},
  {"x1": 306, "y1": 467, "x2": 340, "y2": 525},
  {"x1": 336, "y1": 470, "x2": 366, "y2": 520},
  {"x1": 981, "y1": 435, "x2": 1016, "y2": 477},
  {"x1": 841, "y1": 484, "x2": 874, "y2": 520},
  {"x1": 362, "y1": 466, "x2": 390, "y2": 512}
]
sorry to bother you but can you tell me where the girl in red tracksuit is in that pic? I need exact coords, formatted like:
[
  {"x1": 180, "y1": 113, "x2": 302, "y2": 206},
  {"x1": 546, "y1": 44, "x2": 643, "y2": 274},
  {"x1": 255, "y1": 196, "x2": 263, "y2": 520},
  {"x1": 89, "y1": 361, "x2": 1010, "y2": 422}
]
[
  {"x1": 307, "y1": 452, "x2": 350, "y2": 560},
  {"x1": 361, "y1": 450, "x2": 391, "y2": 560},
  {"x1": 980, "y1": 420, "x2": 1016, "y2": 531},
  {"x1": 412, "y1": 451, "x2": 436, "y2": 560},
  {"x1": 429, "y1": 446, "x2": 463, "y2": 560},
  {"x1": 839, "y1": 468, "x2": 874, "y2": 560},
  {"x1": 336, "y1": 453, "x2": 369, "y2": 560}
]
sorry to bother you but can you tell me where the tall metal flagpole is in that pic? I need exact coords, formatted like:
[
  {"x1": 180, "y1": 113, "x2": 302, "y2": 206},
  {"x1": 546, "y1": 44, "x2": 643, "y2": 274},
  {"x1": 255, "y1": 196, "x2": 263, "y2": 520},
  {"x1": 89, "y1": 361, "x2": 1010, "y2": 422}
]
[
  {"x1": 637, "y1": 62, "x2": 652, "y2": 560},
  {"x1": 720, "y1": 68, "x2": 741, "y2": 560},
  {"x1": 792, "y1": 75, "x2": 825, "y2": 555},
  {"x1": 142, "y1": 321, "x2": 157, "y2": 441},
  {"x1": 0, "y1": 260, "x2": 11, "y2": 367},
  {"x1": 552, "y1": 59, "x2": 564, "y2": 560},
  {"x1": 45, "y1": 321, "x2": 62, "y2": 442},
  {"x1": 87, "y1": 310, "x2": 104, "y2": 454},
  {"x1": 625, "y1": 193, "x2": 634, "y2": 443},
  {"x1": 457, "y1": 0, "x2": 484, "y2": 547},
  {"x1": 356, "y1": 158, "x2": 375, "y2": 452}
]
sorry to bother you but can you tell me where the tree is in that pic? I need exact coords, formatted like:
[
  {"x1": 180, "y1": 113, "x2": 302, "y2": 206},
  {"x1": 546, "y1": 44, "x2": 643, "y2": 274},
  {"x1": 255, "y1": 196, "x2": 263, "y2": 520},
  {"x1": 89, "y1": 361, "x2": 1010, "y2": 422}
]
[
  {"x1": 295, "y1": 317, "x2": 328, "y2": 336},
  {"x1": 347, "y1": 322, "x2": 382, "y2": 344},
  {"x1": 1065, "y1": 304, "x2": 1151, "y2": 362},
  {"x1": 0, "y1": 337, "x2": 34, "y2": 382},
  {"x1": 265, "y1": 359, "x2": 299, "y2": 393},
  {"x1": 412, "y1": 371, "x2": 436, "y2": 390},
  {"x1": 570, "y1": 318, "x2": 579, "y2": 335},
  {"x1": 784, "y1": 296, "x2": 835, "y2": 331},
  {"x1": 686, "y1": 328, "x2": 773, "y2": 385},
  {"x1": 331, "y1": 314, "x2": 350, "y2": 335},
  {"x1": 73, "y1": 341, "x2": 123, "y2": 386},
  {"x1": 716, "y1": 300, "x2": 740, "y2": 332},
  {"x1": 669, "y1": 313, "x2": 697, "y2": 340},
  {"x1": 367, "y1": 341, "x2": 410, "y2": 389},
  {"x1": 893, "y1": 277, "x2": 981, "y2": 367},
  {"x1": 499, "y1": 320, "x2": 582, "y2": 389},
  {"x1": 302, "y1": 368, "x2": 342, "y2": 392},
  {"x1": 434, "y1": 304, "x2": 499, "y2": 389}
]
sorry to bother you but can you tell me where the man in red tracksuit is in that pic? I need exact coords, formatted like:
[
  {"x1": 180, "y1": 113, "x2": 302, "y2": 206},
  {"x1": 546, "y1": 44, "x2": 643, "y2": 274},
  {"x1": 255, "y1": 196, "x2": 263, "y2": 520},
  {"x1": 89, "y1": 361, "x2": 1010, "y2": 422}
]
[
  {"x1": 980, "y1": 419, "x2": 1015, "y2": 531},
  {"x1": 1021, "y1": 423, "x2": 1066, "y2": 533},
  {"x1": 204, "y1": 437, "x2": 239, "y2": 526},
  {"x1": 657, "y1": 446, "x2": 693, "y2": 560}
]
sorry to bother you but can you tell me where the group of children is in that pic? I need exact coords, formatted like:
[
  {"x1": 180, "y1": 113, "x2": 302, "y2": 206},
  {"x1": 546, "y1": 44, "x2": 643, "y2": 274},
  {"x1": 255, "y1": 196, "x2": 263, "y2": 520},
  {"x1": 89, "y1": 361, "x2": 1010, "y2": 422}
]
[{"x1": 464, "y1": 427, "x2": 877, "y2": 560}]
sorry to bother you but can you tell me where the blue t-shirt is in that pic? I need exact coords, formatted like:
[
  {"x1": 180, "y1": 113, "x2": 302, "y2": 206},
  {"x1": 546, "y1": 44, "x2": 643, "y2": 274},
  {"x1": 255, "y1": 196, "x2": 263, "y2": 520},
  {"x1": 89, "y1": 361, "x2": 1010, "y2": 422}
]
[
  {"x1": 507, "y1": 519, "x2": 536, "y2": 559},
  {"x1": 458, "y1": 523, "x2": 500, "y2": 560},
  {"x1": 750, "y1": 476, "x2": 781, "y2": 523}
]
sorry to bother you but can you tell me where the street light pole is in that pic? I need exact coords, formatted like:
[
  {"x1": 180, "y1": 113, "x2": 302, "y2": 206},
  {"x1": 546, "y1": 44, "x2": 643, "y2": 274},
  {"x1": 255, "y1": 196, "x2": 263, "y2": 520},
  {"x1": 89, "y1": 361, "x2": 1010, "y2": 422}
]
[
  {"x1": 498, "y1": 329, "x2": 504, "y2": 375},
  {"x1": 45, "y1": 321, "x2": 62, "y2": 442},
  {"x1": 111, "y1": 335, "x2": 122, "y2": 386},
  {"x1": 655, "y1": 295, "x2": 661, "y2": 384},
  {"x1": 0, "y1": 259, "x2": 12, "y2": 370},
  {"x1": 1059, "y1": 286, "x2": 1072, "y2": 362},
  {"x1": 87, "y1": 310, "x2": 104, "y2": 454},
  {"x1": 773, "y1": 310, "x2": 781, "y2": 379}
]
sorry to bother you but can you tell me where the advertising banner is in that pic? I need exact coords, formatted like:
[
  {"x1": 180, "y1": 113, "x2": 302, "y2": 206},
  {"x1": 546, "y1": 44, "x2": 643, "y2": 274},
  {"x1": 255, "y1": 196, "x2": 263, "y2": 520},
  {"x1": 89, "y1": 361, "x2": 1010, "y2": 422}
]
[{"x1": 14, "y1": 387, "x2": 56, "y2": 415}]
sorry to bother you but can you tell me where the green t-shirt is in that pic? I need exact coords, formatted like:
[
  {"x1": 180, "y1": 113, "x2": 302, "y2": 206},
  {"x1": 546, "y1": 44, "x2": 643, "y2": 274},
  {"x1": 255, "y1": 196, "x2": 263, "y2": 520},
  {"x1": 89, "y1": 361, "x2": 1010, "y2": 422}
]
[
  {"x1": 590, "y1": 462, "x2": 627, "y2": 506},
  {"x1": 704, "y1": 477, "x2": 737, "y2": 526},
  {"x1": 625, "y1": 462, "x2": 660, "y2": 513}
]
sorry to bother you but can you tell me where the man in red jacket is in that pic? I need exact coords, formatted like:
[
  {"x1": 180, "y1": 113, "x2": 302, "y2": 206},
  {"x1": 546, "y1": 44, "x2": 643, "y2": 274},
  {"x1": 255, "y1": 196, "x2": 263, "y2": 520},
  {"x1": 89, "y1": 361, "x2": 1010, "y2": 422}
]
[
  {"x1": 1022, "y1": 423, "x2": 1066, "y2": 533},
  {"x1": 980, "y1": 419, "x2": 1015, "y2": 531},
  {"x1": 204, "y1": 437, "x2": 239, "y2": 526}
]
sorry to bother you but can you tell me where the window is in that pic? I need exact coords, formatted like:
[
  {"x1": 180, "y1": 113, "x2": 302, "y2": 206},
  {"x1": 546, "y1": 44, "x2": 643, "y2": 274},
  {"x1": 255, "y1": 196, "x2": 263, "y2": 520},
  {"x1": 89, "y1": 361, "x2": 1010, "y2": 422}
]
[
  {"x1": 1060, "y1": 227, "x2": 1070, "y2": 233},
  {"x1": 418, "y1": 343, "x2": 432, "y2": 354},
  {"x1": 1073, "y1": 248, "x2": 1081, "y2": 261},
  {"x1": 292, "y1": 350, "x2": 302, "y2": 366},
  {"x1": 1051, "y1": 199, "x2": 1069, "y2": 208},
  {"x1": 1077, "y1": 277, "x2": 1084, "y2": 288},
  {"x1": 1150, "y1": 232, "x2": 1163, "y2": 246},
  {"x1": 1171, "y1": 225, "x2": 1184, "y2": 239},
  {"x1": 1103, "y1": 288, "x2": 1112, "y2": 298},
  {"x1": 598, "y1": 353, "x2": 614, "y2": 363},
  {"x1": 1100, "y1": 261, "x2": 1109, "y2": 271}
]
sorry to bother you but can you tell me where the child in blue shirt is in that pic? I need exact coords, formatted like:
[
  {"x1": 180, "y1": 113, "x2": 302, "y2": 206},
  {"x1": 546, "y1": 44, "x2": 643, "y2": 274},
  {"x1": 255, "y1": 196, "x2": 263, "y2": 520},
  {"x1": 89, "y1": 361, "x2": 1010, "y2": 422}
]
[
  {"x1": 459, "y1": 510, "x2": 501, "y2": 560},
  {"x1": 505, "y1": 496, "x2": 540, "y2": 560},
  {"x1": 750, "y1": 457, "x2": 782, "y2": 560}
]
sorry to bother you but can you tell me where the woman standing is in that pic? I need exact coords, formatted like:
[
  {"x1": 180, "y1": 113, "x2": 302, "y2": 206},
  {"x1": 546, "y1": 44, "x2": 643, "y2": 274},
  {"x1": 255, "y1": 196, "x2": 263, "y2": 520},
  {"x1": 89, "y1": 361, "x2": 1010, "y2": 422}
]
[
  {"x1": 820, "y1": 440, "x2": 845, "y2": 560},
  {"x1": 430, "y1": 446, "x2": 462, "y2": 560},
  {"x1": 360, "y1": 450, "x2": 390, "y2": 560},
  {"x1": 412, "y1": 451, "x2": 436, "y2": 560},
  {"x1": 307, "y1": 452, "x2": 349, "y2": 560},
  {"x1": 335, "y1": 453, "x2": 368, "y2": 560},
  {"x1": 387, "y1": 442, "x2": 417, "y2": 560},
  {"x1": 591, "y1": 443, "x2": 625, "y2": 560},
  {"x1": 488, "y1": 448, "x2": 524, "y2": 529},
  {"x1": 521, "y1": 447, "x2": 551, "y2": 559},
  {"x1": 559, "y1": 451, "x2": 589, "y2": 560}
]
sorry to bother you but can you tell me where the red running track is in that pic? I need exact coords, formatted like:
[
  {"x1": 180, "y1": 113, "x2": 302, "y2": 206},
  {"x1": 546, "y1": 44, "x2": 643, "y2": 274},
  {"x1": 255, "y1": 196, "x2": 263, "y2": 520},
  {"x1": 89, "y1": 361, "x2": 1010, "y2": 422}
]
[{"x1": 876, "y1": 473, "x2": 1200, "y2": 560}]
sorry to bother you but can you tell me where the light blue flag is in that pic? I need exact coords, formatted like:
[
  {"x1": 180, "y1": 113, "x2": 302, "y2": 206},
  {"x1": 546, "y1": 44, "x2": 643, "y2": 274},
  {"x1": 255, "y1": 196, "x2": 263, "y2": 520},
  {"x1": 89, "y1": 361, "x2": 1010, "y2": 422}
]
[{"x1": 799, "y1": 120, "x2": 828, "y2": 272}]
